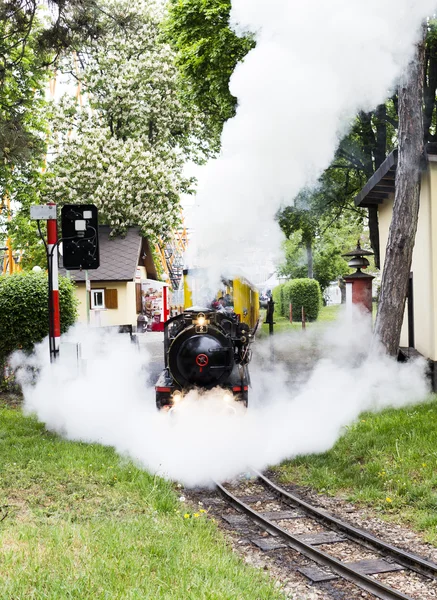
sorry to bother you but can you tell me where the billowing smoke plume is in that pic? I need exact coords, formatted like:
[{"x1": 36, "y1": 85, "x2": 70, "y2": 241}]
[
  {"x1": 12, "y1": 2, "x2": 437, "y2": 486},
  {"x1": 191, "y1": 0, "x2": 437, "y2": 283},
  {"x1": 13, "y1": 315, "x2": 429, "y2": 487}
]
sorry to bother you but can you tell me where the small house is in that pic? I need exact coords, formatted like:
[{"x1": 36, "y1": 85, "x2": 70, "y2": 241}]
[{"x1": 60, "y1": 226, "x2": 165, "y2": 329}]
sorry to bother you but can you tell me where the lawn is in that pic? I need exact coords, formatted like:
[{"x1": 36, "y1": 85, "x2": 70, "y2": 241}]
[
  {"x1": 0, "y1": 398, "x2": 284, "y2": 599},
  {"x1": 274, "y1": 397, "x2": 437, "y2": 545},
  {"x1": 259, "y1": 303, "x2": 342, "y2": 337}
]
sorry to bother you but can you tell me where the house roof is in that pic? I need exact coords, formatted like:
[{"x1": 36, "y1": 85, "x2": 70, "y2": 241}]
[
  {"x1": 354, "y1": 143, "x2": 437, "y2": 208},
  {"x1": 59, "y1": 225, "x2": 145, "y2": 282}
]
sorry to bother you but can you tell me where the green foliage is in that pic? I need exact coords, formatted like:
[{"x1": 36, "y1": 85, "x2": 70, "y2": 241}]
[
  {"x1": 0, "y1": 272, "x2": 78, "y2": 363},
  {"x1": 165, "y1": 0, "x2": 255, "y2": 148},
  {"x1": 0, "y1": 10, "x2": 50, "y2": 173},
  {"x1": 286, "y1": 278, "x2": 322, "y2": 322},
  {"x1": 0, "y1": 0, "x2": 114, "y2": 269},
  {"x1": 0, "y1": 8, "x2": 51, "y2": 273},
  {"x1": 0, "y1": 11, "x2": 50, "y2": 257},
  {"x1": 314, "y1": 236, "x2": 350, "y2": 293},
  {"x1": 7, "y1": 211, "x2": 48, "y2": 271},
  {"x1": 279, "y1": 200, "x2": 365, "y2": 294},
  {"x1": 280, "y1": 229, "x2": 356, "y2": 294},
  {"x1": 278, "y1": 203, "x2": 317, "y2": 248},
  {"x1": 272, "y1": 279, "x2": 323, "y2": 321},
  {"x1": 272, "y1": 284, "x2": 285, "y2": 317}
]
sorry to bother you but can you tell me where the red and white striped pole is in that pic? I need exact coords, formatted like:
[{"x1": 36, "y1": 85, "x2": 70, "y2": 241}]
[{"x1": 47, "y1": 203, "x2": 60, "y2": 360}]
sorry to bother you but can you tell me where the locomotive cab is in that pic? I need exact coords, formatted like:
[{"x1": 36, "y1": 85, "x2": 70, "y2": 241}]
[{"x1": 155, "y1": 307, "x2": 252, "y2": 411}]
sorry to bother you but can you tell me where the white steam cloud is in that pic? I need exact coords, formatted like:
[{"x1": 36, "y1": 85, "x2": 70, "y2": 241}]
[
  {"x1": 12, "y1": 2, "x2": 437, "y2": 486},
  {"x1": 191, "y1": 0, "x2": 437, "y2": 282},
  {"x1": 14, "y1": 314, "x2": 429, "y2": 487}
]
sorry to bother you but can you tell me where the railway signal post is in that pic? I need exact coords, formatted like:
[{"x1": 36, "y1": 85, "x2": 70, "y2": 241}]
[
  {"x1": 30, "y1": 203, "x2": 60, "y2": 362},
  {"x1": 47, "y1": 205, "x2": 61, "y2": 361},
  {"x1": 30, "y1": 203, "x2": 100, "y2": 363},
  {"x1": 265, "y1": 297, "x2": 275, "y2": 336}
]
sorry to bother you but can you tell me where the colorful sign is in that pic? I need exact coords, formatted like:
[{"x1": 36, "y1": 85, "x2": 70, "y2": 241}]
[{"x1": 141, "y1": 280, "x2": 169, "y2": 331}]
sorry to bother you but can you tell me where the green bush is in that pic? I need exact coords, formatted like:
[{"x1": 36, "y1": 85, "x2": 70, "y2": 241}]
[
  {"x1": 287, "y1": 278, "x2": 322, "y2": 322},
  {"x1": 272, "y1": 284, "x2": 285, "y2": 317},
  {"x1": 0, "y1": 271, "x2": 78, "y2": 365},
  {"x1": 283, "y1": 280, "x2": 295, "y2": 319}
]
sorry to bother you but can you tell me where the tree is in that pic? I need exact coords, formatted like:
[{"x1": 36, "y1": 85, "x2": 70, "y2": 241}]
[
  {"x1": 0, "y1": 10, "x2": 50, "y2": 268},
  {"x1": 278, "y1": 170, "x2": 366, "y2": 289},
  {"x1": 165, "y1": 0, "x2": 255, "y2": 149},
  {"x1": 278, "y1": 205, "x2": 318, "y2": 280},
  {"x1": 0, "y1": 0, "x2": 103, "y2": 268},
  {"x1": 39, "y1": 0, "x2": 206, "y2": 240},
  {"x1": 164, "y1": 0, "x2": 401, "y2": 266},
  {"x1": 326, "y1": 21, "x2": 437, "y2": 269},
  {"x1": 331, "y1": 103, "x2": 399, "y2": 269},
  {"x1": 0, "y1": 0, "x2": 101, "y2": 169},
  {"x1": 374, "y1": 30, "x2": 426, "y2": 356},
  {"x1": 279, "y1": 211, "x2": 363, "y2": 296},
  {"x1": 165, "y1": 8, "x2": 437, "y2": 270}
]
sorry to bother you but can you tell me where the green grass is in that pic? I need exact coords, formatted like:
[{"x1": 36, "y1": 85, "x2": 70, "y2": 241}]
[
  {"x1": 259, "y1": 304, "x2": 341, "y2": 337},
  {"x1": 274, "y1": 398, "x2": 437, "y2": 545},
  {"x1": 0, "y1": 399, "x2": 284, "y2": 599}
]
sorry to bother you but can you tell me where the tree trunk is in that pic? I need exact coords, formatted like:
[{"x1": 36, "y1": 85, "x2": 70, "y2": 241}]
[
  {"x1": 338, "y1": 277, "x2": 346, "y2": 304},
  {"x1": 306, "y1": 239, "x2": 314, "y2": 279},
  {"x1": 373, "y1": 30, "x2": 426, "y2": 356}
]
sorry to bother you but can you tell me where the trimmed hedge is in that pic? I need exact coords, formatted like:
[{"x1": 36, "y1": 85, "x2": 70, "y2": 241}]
[
  {"x1": 0, "y1": 271, "x2": 78, "y2": 364},
  {"x1": 272, "y1": 284, "x2": 284, "y2": 317},
  {"x1": 287, "y1": 278, "x2": 322, "y2": 321}
]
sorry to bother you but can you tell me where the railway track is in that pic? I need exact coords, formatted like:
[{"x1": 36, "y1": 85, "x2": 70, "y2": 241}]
[{"x1": 214, "y1": 472, "x2": 437, "y2": 600}]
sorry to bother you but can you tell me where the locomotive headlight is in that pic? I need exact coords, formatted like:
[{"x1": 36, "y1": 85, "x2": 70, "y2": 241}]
[
  {"x1": 223, "y1": 391, "x2": 233, "y2": 403},
  {"x1": 172, "y1": 391, "x2": 183, "y2": 404},
  {"x1": 197, "y1": 316, "x2": 206, "y2": 326}
]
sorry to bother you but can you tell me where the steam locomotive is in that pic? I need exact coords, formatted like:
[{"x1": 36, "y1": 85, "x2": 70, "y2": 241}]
[{"x1": 155, "y1": 272, "x2": 259, "y2": 410}]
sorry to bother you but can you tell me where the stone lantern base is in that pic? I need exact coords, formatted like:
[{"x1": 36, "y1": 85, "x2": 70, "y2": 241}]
[{"x1": 343, "y1": 271, "x2": 374, "y2": 314}]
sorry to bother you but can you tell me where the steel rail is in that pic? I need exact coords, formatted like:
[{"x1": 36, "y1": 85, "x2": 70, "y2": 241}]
[
  {"x1": 216, "y1": 481, "x2": 414, "y2": 600},
  {"x1": 254, "y1": 470, "x2": 437, "y2": 581}
]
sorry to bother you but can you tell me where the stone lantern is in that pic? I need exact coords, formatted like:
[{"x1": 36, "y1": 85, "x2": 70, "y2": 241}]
[{"x1": 342, "y1": 241, "x2": 374, "y2": 315}]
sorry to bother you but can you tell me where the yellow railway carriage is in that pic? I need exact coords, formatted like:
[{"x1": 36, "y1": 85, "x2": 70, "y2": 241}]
[{"x1": 183, "y1": 269, "x2": 259, "y2": 332}]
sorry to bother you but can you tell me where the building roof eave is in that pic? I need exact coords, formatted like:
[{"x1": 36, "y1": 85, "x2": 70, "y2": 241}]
[
  {"x1": 354, "y1": 142, "x2": 437, "y2": 208},
  {"x1": 354, "y1": 150, "x2": 397, "y2": 208}
]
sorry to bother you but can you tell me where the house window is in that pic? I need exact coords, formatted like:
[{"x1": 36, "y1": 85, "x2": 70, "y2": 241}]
[{"x1": 91, "y1": 289, "x2": 105, "y2": 309}]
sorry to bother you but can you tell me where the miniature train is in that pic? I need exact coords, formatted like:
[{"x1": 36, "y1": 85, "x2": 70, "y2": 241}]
[{"x1": 155, "y1": 270, "x2": 259, "y2": 410}]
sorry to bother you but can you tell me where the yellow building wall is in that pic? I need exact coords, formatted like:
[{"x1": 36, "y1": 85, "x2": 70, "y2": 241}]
[
  {"x1": 378, "y1": 162, "x2": 437, "y2": 360},
  {"x1": 136, "y1": 266, "x2": 147, "y2": 280},
  {"x1": 428, "y1": 160, "x2": 437, "y2": 361},
  {"x1": 75, "y1": 281, "x2": 138, "y2": 328}
]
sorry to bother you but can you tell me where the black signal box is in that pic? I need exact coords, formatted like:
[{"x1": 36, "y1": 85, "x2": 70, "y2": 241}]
[{"x1": 61, "y1": 204, "x2": 100, "y2": 270}]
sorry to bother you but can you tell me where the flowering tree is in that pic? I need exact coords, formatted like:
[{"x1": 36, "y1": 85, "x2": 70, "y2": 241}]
[
  {"x1": 165, "y1": 0, "x2": 255, "y2": 150},
  {"x1": 44, "y1": 0, "x2": 204, "y2": 239}
]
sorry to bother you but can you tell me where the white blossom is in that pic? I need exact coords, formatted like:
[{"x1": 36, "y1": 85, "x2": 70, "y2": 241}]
[{"x1": 44, "y1": 0, "x2": 203, "y2": 239}]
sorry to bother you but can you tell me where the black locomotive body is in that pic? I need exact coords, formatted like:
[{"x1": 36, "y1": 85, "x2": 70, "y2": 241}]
[{"x1": 155, "y1": 308, "x2": 253, "y2": 410}]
